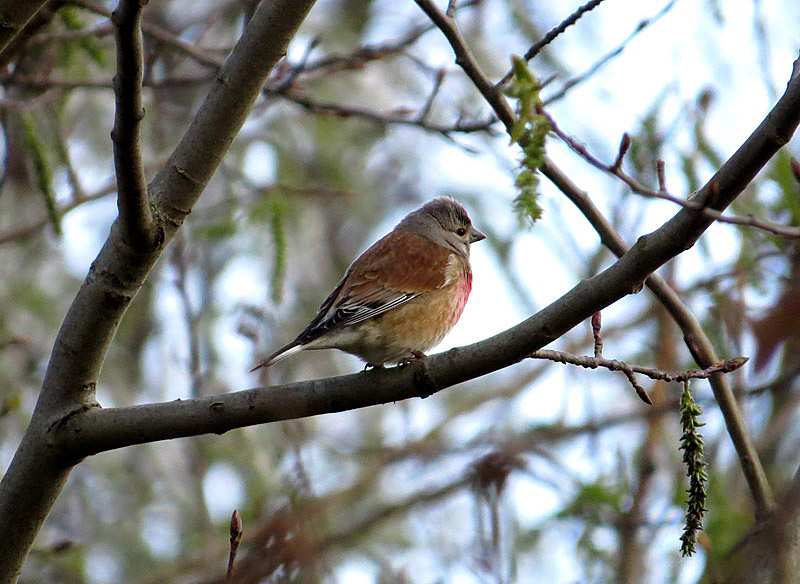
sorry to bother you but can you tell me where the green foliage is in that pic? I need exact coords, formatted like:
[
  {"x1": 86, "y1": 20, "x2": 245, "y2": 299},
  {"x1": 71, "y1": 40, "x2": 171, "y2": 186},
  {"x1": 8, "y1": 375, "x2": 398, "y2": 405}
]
[
  {"x1": 58, "y1": 6, "x2": 106, "y2": 68},
  {"x1": 9, "y1": 279, "x2": 61, "y2": 326},
  {"x1": 557, "y1": 480, "x2": 624, "y2": 521},
  {"x1": 628, "y1": 100, "x2": 664, "y2": 182},
  {"x1": 193, "y1": 221, "x2": 238, "y2": 241},
  {"x1": 268, "y1": 195, "x2": 288, "y2": 304},
  {"x1": 251, "y1": 192, "x2": 289, "y2": 304},
  {"x1": 505, "y1": 56, "x2": 550, "y2": 226},
  {"x1": 679, "y1": 380, "x2": 708, "y2": 556},
  {"x1": 768, "y1": 149, "x2": 800, "y2": 227},
  {"x1": 701, "y1": 477, "x2": 750, "y2": 560},
  {"x1": 20, "y1": 114, "x2": 61, "y2": 236}
]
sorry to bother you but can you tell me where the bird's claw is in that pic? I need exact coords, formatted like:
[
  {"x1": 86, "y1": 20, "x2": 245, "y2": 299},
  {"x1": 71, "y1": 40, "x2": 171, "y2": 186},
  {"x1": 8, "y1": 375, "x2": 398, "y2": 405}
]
[{"x1": 398, "y1": 351, "x2": 427, "y2": 367}]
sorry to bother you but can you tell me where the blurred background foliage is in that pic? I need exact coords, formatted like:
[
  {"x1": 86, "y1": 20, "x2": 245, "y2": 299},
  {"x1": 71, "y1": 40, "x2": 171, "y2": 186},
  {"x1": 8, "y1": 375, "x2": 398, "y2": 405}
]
[{"x1": 1, "y1": 0, "x2": 799, "y2": 582}]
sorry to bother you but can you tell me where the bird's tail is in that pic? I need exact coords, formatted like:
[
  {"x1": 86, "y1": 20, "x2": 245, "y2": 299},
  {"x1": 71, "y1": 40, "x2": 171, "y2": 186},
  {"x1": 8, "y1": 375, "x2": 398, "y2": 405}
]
[{"x1": 249, "y1": 341, "x2": 305, "y2": 372}]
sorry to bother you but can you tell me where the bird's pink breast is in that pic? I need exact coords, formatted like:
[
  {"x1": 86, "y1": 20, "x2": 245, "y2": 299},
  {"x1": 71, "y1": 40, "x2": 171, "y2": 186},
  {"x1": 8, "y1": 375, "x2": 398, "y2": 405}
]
[{"x1": 450, "y1": 270, "x2": 472, "y2": 323}]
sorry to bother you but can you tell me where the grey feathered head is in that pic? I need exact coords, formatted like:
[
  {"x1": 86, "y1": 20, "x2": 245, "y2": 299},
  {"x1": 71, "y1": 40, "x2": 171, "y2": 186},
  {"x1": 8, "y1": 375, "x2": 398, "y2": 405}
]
[{"x1": 396, "y1": 197, "x2": 485, "y2": 256}]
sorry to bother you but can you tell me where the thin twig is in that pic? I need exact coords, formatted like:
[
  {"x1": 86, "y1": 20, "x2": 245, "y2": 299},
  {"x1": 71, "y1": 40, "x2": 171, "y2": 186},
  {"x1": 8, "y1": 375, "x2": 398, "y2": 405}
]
[
  {"x1": 9, "y1": 74, "x2": 216, "y2": 89},
  {"x1": 418, "y1": 68, "x2": 446, "y2": 123},
  {"x1": 532, "y1": 348, "x2": 747, "y2": 383},
  {"x1": 591, "y1": 311, "x2": 603, "y2": 357},
  {"x1": 111, "y1": 0, "x2": 157, "y2": 250},
  {"x1": 74, "y1": 0, "x2": 225, "y2": 68},
  {"x1": 496, "y1": 0, "x2": 609, "y2": 87},
  {"x1": 543, "y1": 110, "x2": 800, "y2": 238},
  {"x1": 278, "y1": 90, "x2": 497, "y2": 138},
  {"x1": 540, "y1": 0, "x2": 678, "y2": 105}
]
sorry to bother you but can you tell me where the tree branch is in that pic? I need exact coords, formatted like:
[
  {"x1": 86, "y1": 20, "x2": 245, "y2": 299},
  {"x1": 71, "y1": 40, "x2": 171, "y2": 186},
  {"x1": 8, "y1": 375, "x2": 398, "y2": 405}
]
[
  {"x1": 531, "y1": 349, "x2": 747, "y2": 404},
  {"x1": 73, "y1": 0, "x2": 226, "y2": 68},
  {"x1": 495, "y1": 0, "x2": 610, "y2": 87},
  {"x1": 0, "y1": 0, "x2": 49, "y2": 58},
  {"x1": 547, "y1": 122, "x2": 800, "y2": 238},
  {"x1": 111, "y1": 0, "x2": 157, "y2": 250},
  {"x1": 0, "y1": 0, "x2": 317, "y2": 580}
]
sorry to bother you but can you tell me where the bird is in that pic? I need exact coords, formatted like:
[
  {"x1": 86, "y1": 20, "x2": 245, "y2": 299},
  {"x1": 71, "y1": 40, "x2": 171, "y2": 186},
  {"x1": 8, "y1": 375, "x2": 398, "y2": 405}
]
[{"x1": 251, "y1": 197, "x2": 485, "y2": 371}]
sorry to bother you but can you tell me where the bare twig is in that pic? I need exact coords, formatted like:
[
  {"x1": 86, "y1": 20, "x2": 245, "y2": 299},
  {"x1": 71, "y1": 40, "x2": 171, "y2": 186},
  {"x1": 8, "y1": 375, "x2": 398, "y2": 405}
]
[
  {"x1": 268, "y1": 36, "x2": 319, "y2": 93},
  {"x1": 418, "y1": 68, "x2": 446, "y2": 123},
  {"x1": 544, "y1": 110, "x2": 800, "y2": 238},
  {"x1": 496, "y1": 0, "x2": 609, "y2": 87},
  {"x1": 300, "y1": 19, "x2": 436, "y2": 79},
  {"x1": 28, "y1": 22, "x2": 113, "y2": 46},
  {"x1": 533, "y1": 348, "x2": 746, "y2": 389},
  {"x1": 278, "y1": 89, "x2": 497, "y2": 138},
  {"x1": 73, "y1": 0, "x2": 226, "y2": 68},
  {"x1": 592, "y1": 311, "x2": 603, "y2": 357},
  {"x1": 0, "y1": 1, "x2": 50, "y2": 58},
  {"x1": 540, "y1": 0, "x2": 678, "y2": 105},
  {"x1": 111, "y1": 0, "x2": 157, "y2": 250},
  {"x1": 8, "y1": 74, "x2": 216, "y2": 89}
]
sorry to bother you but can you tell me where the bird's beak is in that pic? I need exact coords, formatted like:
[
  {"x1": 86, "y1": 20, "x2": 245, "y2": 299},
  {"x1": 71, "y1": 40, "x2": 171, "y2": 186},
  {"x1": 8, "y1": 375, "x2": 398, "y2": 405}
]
[{"x1": 469, "y1": 228, "x2": 486, "y2": 243}]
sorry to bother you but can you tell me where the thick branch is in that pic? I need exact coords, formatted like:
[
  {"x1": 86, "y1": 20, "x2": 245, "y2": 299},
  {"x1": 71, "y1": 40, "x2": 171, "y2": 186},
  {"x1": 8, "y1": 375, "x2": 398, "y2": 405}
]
[
  {"x1": 0, "y1": 0, "x2": 61, "y2": 70},
  {"x1": 0, "y1": 0, "x2": 48, "y2": 58},
  {"x1": 0, "y1": 1, "x2": 317, "y2": 580},
  {"x1": 111, "y1": 0, "x2": 157, "y2": 250}
]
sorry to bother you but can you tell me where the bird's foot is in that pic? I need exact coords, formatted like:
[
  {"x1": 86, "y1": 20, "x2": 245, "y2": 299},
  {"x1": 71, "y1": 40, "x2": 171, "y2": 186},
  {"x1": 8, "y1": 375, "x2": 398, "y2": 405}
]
[{"x1": 398, "y1": 351, "x2": 427, "y2": 367}]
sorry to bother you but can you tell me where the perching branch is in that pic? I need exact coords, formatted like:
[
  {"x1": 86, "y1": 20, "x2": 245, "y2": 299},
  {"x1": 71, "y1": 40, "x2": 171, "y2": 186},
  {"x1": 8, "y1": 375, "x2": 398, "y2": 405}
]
[{"x1": 111, "y1": 0, "x2": 157, "y2": 251}]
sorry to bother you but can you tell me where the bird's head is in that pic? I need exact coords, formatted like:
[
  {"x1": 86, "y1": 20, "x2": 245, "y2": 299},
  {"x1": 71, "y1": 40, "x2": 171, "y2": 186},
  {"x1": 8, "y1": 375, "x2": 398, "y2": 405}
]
[{"x1": 397, "y1": 197, "x2": 485, "y2": 257}]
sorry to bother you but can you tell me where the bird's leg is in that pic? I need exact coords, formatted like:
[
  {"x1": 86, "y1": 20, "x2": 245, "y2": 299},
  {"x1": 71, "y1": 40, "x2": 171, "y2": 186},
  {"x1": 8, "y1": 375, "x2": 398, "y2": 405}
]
[{"x1": 398, "y1": 351, "x2": 427, "y2": 367}]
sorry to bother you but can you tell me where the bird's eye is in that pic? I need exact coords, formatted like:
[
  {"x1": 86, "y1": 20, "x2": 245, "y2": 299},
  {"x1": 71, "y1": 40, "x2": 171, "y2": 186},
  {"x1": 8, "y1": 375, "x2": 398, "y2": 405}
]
[{"x1": 456, "y1": 227, "x2": 467, "y2": 236}]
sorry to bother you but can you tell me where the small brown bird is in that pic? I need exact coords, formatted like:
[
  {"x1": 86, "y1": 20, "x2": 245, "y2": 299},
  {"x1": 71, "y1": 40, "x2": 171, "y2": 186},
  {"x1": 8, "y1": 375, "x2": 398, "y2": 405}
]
[{"x1": 251, "y1": 197, "x2": 485, "y2": 370}]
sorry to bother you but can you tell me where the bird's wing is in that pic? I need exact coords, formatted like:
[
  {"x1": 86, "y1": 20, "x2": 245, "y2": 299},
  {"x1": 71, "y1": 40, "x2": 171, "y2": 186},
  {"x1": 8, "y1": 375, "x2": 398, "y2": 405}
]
[{"x1": 295, "y1": 230, "x2": 454, "y2": 344}]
